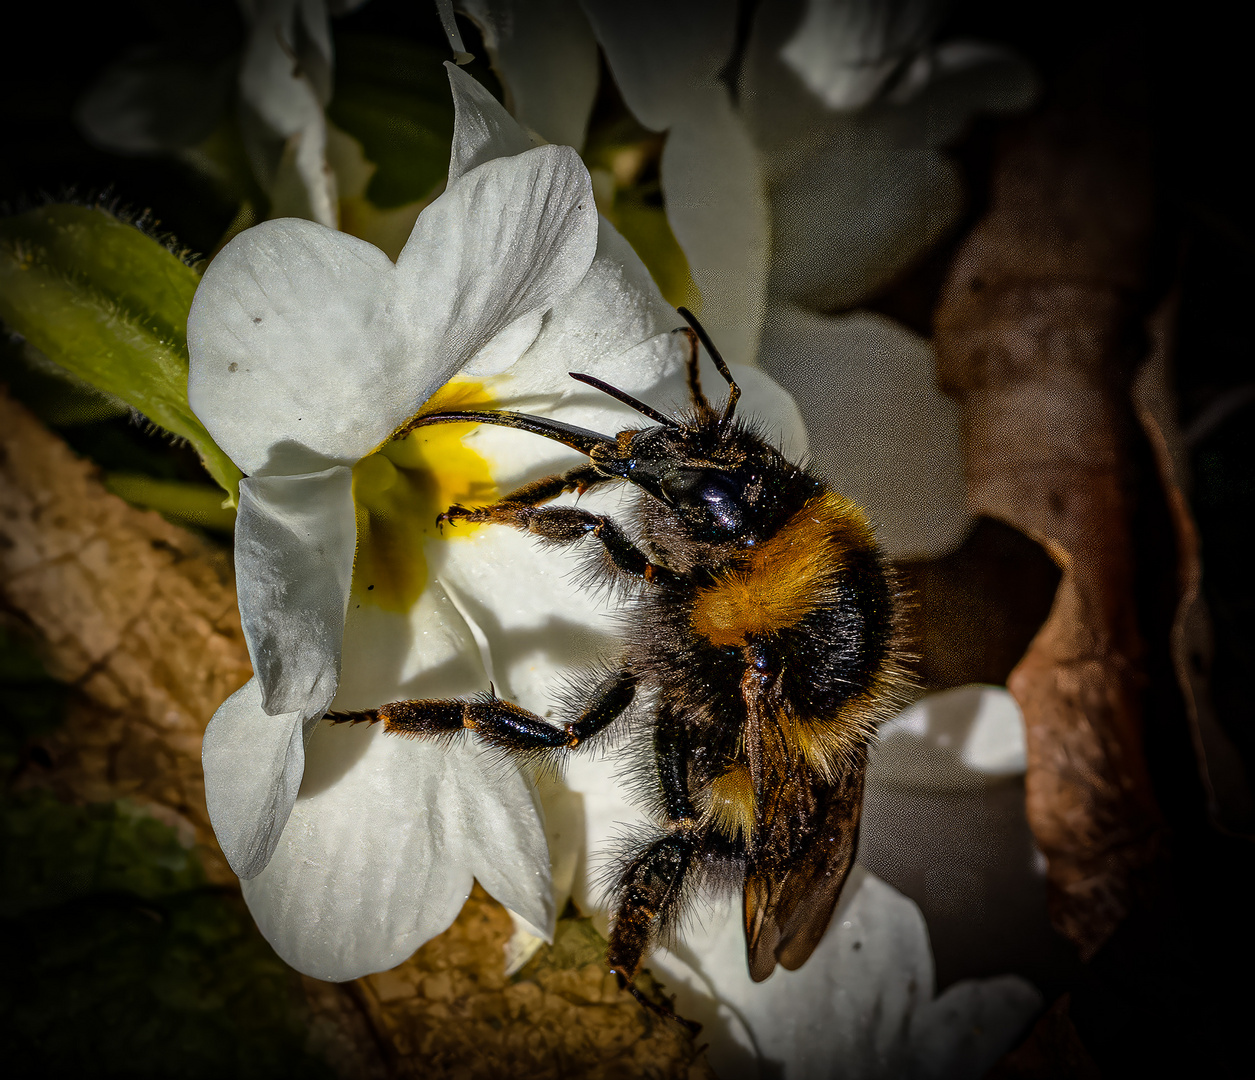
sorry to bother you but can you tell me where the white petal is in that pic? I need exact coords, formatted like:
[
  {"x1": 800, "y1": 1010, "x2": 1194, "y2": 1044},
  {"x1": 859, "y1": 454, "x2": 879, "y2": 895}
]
[
  {"x1": 434, "y1": 521, "x2": 623, "y2": 711},
  {"x1": 75, "y1": 47, "x2": 234, "y2": 154},
  {"x1": 780, "y1": 0, "x2": 940, "y2": 111},
  {"x1": 455, "y1": 0, "x2": 600, "y2": 149},
  {"x1": 567, "y1": 734, "x2": 938, "y2": 1077},
  {"x1": 652, "y1": 872, "x2": 935, "y2": 1079},
  {"x1": 567, "y1": 739, "x2": 1041, "y2": 1078},
  {"x1": 446, "y1": 62, "x2": 538, "y2": 183},
  {"x1": 491, "y1": 215, "x2": 684, "y2": 409},
  {"x1": 191, "y1": 146, "x2": 596, "y2": 475},
  {"x1": 337, "y1": 577, "x2": 488, "y2": 706},
  {"x1": 662, "y1": 109, "x2": 770, "y2": 368},
  {"x1": 581, "y1": 0, "x2": 769, "y2": 366},
  {"x1": 908, "y1": 977, "x2": 1042, "y2": 1079},
  {"x1": 188, "y1": 219, "x2": 404, "y2": 475},
  {"x1": 766, "y1": 135, "x2": 962, "y2": 311},
  {"x1": 239, "y1": 1, "x2": 314, "y2": 134},
  {"x1": 888, "y1": 41, "x2": 1037, "y2": 108},
  {"x1": 396, "y1": 144, "x2": 599, "y2": 393},
  {"x1": 758, "y1": 306, "x2": 969, "y2": 559},
  {"x1": 241, "y1": 722, "x2": 551, "y2": 981},
  {"x1": 579, "y1": 0, "x2": 735, "y2": 131},
  {"x1": 870, "y1": 686, "x2": 1027, "y2": 792},
  {"x1": 862, "y1": 711, "x2": 1060, "y2": 1029},
  {"x1": 202, "y1": 678, "x2": 308, "y2": 880},
  {"x1": 744, "y1": 23, "x2": 1035, "y2": 311},
  {"x1": 235, "y1": 468, "x2": 356, "y2": 716},
  {"x1": 238, "y1": 0, "x2": 338, "y2": 225}
]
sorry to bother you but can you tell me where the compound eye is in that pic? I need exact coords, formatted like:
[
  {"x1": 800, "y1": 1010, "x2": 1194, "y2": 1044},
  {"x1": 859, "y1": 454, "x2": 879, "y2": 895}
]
[{"x1": 659, "y1": 468, "x2": 745, "y2": 534}]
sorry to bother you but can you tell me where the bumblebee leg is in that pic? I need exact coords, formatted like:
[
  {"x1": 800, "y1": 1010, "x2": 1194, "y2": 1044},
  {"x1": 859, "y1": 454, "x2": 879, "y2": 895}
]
[
  {"x1": 331, "y1": 697, "x2": 571, "y2": 753},
  {"x1": 607, "y1": 833, "x2": 695, "y2": 988},
  {"x1": 439, "y1": 464, "x2": 611, "y2": 531},
  {"x1": 566, "y1": 668, "x2": 638, "y2": 745},
  {"x1": 327, "y1": 668, "x2": 636, "y2": 755},
  {"x1": 654, "y1": 705, "x2": 697, "y2": 827},
  {"x1": 442, "y1": 503, "x2": 680, "y2": 587}
]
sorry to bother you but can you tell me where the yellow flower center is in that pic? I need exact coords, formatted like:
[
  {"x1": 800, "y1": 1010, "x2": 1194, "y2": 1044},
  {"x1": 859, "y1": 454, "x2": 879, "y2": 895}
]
[{"x1": 351, "y1": 381, "x2": 498, "y2": 611}]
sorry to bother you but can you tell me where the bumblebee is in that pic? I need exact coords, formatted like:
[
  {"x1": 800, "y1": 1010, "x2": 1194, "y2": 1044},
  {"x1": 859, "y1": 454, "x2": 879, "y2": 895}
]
[{"x1": 336, "y1": 310, "x2": 907, "y2": 1003}]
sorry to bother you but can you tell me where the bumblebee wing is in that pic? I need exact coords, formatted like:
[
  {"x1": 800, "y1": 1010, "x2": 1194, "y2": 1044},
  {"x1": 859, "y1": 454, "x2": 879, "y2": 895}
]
[{"x1": 743, "y1": 759, "x2": 866, "y2": 981}]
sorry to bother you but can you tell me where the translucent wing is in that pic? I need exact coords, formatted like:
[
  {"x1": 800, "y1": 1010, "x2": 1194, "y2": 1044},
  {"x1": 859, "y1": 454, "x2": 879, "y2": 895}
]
[{"x1": 743, "y1": 757, "x2": 866, "y2": 982}]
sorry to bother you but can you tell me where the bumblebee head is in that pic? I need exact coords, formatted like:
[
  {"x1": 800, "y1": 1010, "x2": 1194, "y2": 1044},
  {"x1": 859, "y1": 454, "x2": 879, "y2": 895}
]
[
  {"x1": 403, "y1": 310, "x2": 814, "y2": 543},
  {"x1": 585, "y1": 421, "x2": 762, "y2": 541}
]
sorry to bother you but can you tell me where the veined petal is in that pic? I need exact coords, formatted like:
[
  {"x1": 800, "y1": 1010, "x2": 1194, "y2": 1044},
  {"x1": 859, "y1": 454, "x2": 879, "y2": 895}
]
[
  {"x1": 187, "y1": 219, "x2": 403, "y2": 476},
  {"x1": 396, "y1": 144, "x2": 598, "y2": 393},
  {"x1": 454, "y1": 1, "x2": 599, "y2": 149},
  {"x1": 241, "y1": 722, "x2": 550, "y2": 981},
  {"x1": 190, "y1": 145, "x2": 596, "y2": 474},
  {"x1": 202, "y1": 678, "x2": 308, "y2": 880},
  {"x1": 487, "y1": 216, "x2": 685, "y2": 411},
  {"x1": 236, "y1": 468, "x2": 356, "y2": 716},
  {"x1": 758, "y1": 306, "x2": 968, "y2": 559},
  {"x1": 446, "y1": 62, "x2": 537, "y2": 184},
  {"x1": 343, "y1": 578, "x2": 558, "y2": 949}
]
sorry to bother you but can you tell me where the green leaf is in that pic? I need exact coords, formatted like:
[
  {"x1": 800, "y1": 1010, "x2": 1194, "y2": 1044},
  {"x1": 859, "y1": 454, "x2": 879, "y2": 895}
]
[
  {"x1": 328, "y1": 34, "x2": 456, "y2": 209},
  {"x1": 0, "y1": 204, "x2": 242, "y2": 501}
]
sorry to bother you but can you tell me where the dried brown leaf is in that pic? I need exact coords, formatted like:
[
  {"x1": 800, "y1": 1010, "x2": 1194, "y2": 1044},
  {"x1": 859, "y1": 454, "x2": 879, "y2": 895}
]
[{"x1": 934, "y1": 108, "x2": 1167, "y2": 956}]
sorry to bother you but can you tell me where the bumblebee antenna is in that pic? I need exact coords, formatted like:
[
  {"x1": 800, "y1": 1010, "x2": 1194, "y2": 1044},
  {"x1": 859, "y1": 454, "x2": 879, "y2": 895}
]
[
  {"x1": 676, "y1": 307, "x2": 739, "y2": 432},
  {"x1": 569, "y1": 372, "x2": 682, "y2": 429},
  {"x1": 396, "y1": 409, "x2": 615, "y2": 455}
]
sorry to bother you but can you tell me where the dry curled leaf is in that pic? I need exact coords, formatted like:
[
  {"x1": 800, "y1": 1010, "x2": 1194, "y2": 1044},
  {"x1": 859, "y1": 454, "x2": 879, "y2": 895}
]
[{"x1": 933, "y1": 106, "x2": 1168, "y2": 956}]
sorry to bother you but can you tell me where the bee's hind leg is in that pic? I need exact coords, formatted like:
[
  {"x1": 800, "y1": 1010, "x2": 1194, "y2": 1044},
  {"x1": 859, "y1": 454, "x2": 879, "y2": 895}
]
[{"x1": 607, "y1": 831, "x2": 703, "y2": 1034}]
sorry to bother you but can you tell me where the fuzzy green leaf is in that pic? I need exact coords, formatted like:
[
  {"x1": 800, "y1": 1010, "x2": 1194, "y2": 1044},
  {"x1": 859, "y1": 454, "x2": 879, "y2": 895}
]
[{"x1": 0, "y1": 204, "x2": 242, "y2": 500}]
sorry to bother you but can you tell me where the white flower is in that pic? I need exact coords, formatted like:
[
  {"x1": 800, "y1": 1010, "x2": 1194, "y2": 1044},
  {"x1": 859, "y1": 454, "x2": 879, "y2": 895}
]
[
  {"x1": 185, "y1": 63, "x2": 803, "y2": 981},
  {"x1": 78, "y1": 0, "x2": 365, "y2": 227}
]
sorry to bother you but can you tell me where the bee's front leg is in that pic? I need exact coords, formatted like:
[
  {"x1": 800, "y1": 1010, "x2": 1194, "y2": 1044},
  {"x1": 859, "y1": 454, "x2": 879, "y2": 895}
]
[
  {"x1": 438, "y1": 463, "x2": 609, "y2": 532},
  {"x1": 442, "y1": 501, "x2": 680, "y2": 587}
]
